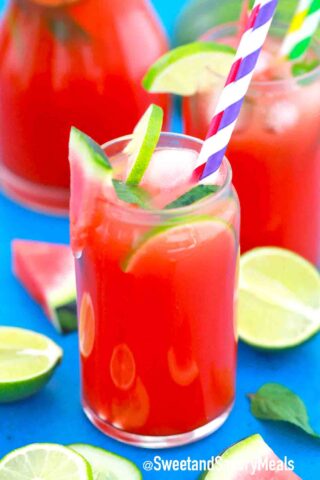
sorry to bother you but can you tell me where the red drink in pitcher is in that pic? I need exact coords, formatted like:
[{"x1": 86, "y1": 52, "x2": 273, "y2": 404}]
[
  {"x1": 69, "y1": 130, "x2": 239, "y2": 447},
  {"x1": 0, "y1": 0, "x2": 169, "y2": 213},
  {"x1": 183, "y1": 23, "x2": 320, "y2": 264}
]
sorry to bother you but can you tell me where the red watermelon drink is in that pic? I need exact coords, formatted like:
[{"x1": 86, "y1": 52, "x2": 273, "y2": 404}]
[
  {"x1": 69, "y1": 127, "x2": 240, "y2": 447},
  {"x1": 183, "y1": 23, "x2": 320, "y2": 264},
  {"x1": 0, "y1": 0, "x2": 169, "y2": 214}
]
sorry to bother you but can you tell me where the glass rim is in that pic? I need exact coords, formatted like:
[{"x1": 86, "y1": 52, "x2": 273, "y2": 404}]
[
  {"x1": 200, "y1": 21, "x2": 320, "y2": 88},
  {"x1": 101, "y1": 131, "x2": 233, "y2": 222}
]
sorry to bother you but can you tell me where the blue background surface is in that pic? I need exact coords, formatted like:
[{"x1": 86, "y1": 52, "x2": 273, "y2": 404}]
[{"x1": 0, "y1": 0, "x2": 319, "y2": 478}]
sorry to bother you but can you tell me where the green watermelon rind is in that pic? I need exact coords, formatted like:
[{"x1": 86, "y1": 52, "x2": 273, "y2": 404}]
[
  {"x1": 67, "y1": 128, "x2": 114, "y2": 332},
  {"x1": 203, "y1": 434, "x2": 296, "y2": 478},
  {"x1": 45, "y1": 261, "x2": 77, "y2": 333},
  {"x1": 46, "y1": 271, "x2": 76, "y2": 307},
  {"x1": 69, "y1": 127, "x2": 112, "y2": 178},
  {"x1": 54, "y1": 301, "x2": 78, "y2": 334},
  {"x1": 13, "y1": 240, "x2": 78, "y2": 335},
  {"x1": 46, "y1": 283, "x2": 77, "y2": 334}
]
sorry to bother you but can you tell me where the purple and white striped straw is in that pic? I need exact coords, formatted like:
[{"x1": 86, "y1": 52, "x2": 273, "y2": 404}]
[{"x1": 194, "y1": 0, "x2": 278, "y2": 183}]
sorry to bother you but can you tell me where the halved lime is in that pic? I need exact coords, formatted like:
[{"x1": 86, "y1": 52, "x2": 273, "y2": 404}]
[
  {"x1": 143, "y1": 42, "x2": 235, "y2": 96},
  {"x1": 0, "y1": 443, "x2": 93, "y2": 479},
  {"x1": 0, "y1": 327, "x2": 63, "y2": 402},
  {"x1": 125, "y1": 104, "x2": 163, "y2": 185},
  {"x1": 70, "y1": 444, "x2": 142, "y2": 480},
  {"x1": 238, "y1": 247, "x2": 320, "y2": 349}
]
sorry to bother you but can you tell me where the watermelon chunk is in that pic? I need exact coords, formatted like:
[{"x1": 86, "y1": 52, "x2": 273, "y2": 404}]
[
  {"x1": 12, "y1": 240, "x2": 77, "y2": 333},
  {"x1": 204, "y1": 434, "x2": 301, "y2": 479},
  {"x1": 69, "y1": 127, "x2": 113, "y2": 252}
]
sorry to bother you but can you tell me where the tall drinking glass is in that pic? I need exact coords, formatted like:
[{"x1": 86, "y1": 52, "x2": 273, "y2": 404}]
[
  {"x1": 71, "y1": 132, "x2": 240, "y2": 447},
  {"x1": 183, "y1": 23, "x2": 320, "y2": 264}
]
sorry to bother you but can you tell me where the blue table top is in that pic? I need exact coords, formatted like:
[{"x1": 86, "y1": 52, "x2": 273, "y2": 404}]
[{"x1": 0, "y1": 0, "x2": 319, "y2": 478}]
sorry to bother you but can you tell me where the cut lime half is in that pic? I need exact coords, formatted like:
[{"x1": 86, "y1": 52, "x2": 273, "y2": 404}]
[
  {"x1": 0, "y1": 327, "x2": 62, "y2": 402},
  {"x1": 125, "y1": 104, "x2": 163, "y2": 185},
  {"x1": 0, "y1": 443, "x2": 93, "y2": 480},
  {"x1": 238, "y1": 247, "x2": 320, "y2": 349},
  {"x1": 143, "y1": 42, "x2": 235, "y2": 96},
  {"x1": 70, "y1": 444, "x2": 142, "y2": 480}
]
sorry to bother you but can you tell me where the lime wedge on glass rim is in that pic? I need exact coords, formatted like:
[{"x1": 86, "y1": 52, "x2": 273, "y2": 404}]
[
  {"x1": 70, "y1": 444, "x2": 142, "y2": 480},
  {"x1": 238, "y1": 247, "x2": 320, "y2": 350},
  {"x1": 143, "y1": 41, "x2": 235, "y2": 96},
  {"x1": 125, "y1": 104, "x2": 163, "y2": 185},
  {"x1": 0, "y1": 444, "x2": 92, "y2": 480},
  {"x1": 0, "y1": 327, "x2": 62, "y2": 402},
  {"x1": 123, "y1": 215, "x2": 235, "y2": 273}
]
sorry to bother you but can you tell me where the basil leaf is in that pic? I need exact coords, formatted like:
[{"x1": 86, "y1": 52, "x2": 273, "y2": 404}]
[
  {"x1": 165, "y1": 184, "x2": 220, "y2": 210},
  {"x1": 112, "y1": 180, "x2": 150, "y2": 209},
  {"x1": 249, "y1": 383, "x2": 319, "y2": 438}
]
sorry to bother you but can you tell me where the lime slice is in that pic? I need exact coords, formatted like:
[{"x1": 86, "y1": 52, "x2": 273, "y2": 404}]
[
  {"x1": 143, "y1": 42, "x2": 235, "y2": 96},
  {"x1": 70, "y1": 444, "x2": 142, "y2": 480},
  {"x1": 123, "y1": 216, "x2": 234, "y2": 273},
  {"x1": 79, "y1": 292, "x2": 95, "y2": 358},
  {"x1": 110, "y1": 344, "x2": 136, "y2": 391},
  {"x1": 125, "y1": 104, "x2": 163, "y2": 185},
  {"x1": 0, "y1": 443, "x2": 92, "y2": 480},
  {"x1": 0, "y1": 327, "x2": 63, "y2": 402},
  {"x1": 238, "y1": 247, "x2": 320, "y2": 349},
  {"x1": 168, "y1": 347, "x2": 199, "y2": 387}
]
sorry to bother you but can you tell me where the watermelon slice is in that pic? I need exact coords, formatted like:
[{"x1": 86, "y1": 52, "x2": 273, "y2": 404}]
[
  {"x1": 69, "y1": 127, "x2": 113, "y2": 252},
  {"x1": 12, "y1": 240, "x2": 77, "y2": 334},
  {"x1": 204, "y1": 434, "x2": 301, "y2": 479}
]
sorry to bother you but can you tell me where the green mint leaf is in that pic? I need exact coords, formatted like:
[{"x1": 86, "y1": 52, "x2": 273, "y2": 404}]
[
  {"x1": 112, "y1": 180, "x2": 150, "y2": 208},
  {"x1": 46, "y1": 16, "x2": 89, "y2": 43},
  {"x1": 165, "y1": 185, "x2": 220, "y2": 210},
  {"x1": 249, "y1": 383, "x2": 319, "y2": 438}
]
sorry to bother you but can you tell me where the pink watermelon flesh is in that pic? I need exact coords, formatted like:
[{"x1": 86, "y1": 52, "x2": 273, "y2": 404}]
[
  {"x1": 12, "y1": 240, "x2": 77, "y2": 333},
  {"x1": 205, "y1": 434, "x2": 301, "y2": 479},
  {"x1": 69, "y1": 127, "x2": 113, "y2": 253}
]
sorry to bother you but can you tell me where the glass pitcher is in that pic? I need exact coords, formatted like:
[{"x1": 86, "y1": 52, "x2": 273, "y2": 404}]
[{"x1": 0, "y1": 0, "x2": 170, "y2": 213}]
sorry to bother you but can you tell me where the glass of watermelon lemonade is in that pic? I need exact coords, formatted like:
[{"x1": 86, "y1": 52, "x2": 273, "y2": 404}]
[
  {"x1": 183, "y1": 23, "x2": 320, "y2": 265},
  {"x1": 71, "y1": 132, "x2": 240, "y2": 447}
]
